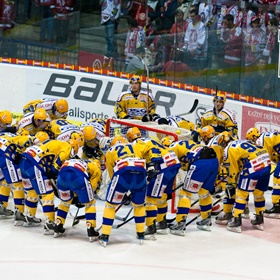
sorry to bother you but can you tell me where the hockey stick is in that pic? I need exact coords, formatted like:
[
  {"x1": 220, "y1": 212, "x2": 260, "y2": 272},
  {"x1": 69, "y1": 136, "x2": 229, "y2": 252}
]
[
  {"x1": 183, "y1": 197, "x2": 223, "y2": 228},
  {"x1": 115, "y1": 206, "x2": 133, "y2": 222},
  {"x1": 177, "y1": 99, "x2": 199, "y2": 117},
  {"x1": 142, "y1": 57, "x2": 150, "y2": 114}
]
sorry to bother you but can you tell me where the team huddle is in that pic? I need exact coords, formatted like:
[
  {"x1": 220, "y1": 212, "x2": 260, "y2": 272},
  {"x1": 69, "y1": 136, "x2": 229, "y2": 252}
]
[{"x1": 0, "y1": 75, "x2": 279, "y2": 247}]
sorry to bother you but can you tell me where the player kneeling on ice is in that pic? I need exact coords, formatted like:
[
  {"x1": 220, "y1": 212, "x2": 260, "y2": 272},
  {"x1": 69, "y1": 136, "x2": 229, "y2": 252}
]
[
  {"x1": 55, "y1": 158, "x2": 102, "y2": 241},
  {"x1": 170, "y1": 146, "x2": 218, "y2": 236},
  {"x1": 98, "y1": 136, "x2": 147, "y2": 247},
  {"x1": 217, "y1": 131, "x2": 271, "y2": 233}
]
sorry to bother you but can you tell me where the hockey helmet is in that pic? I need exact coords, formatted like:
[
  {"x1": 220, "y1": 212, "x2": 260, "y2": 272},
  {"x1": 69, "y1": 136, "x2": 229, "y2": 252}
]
[
  {"x1": 34, "y1": 108, "x2": 51, "y2": 122},
  {"x1": 126, "y1": 127, "x2": 142, "y2": 142},
  {"x1": 161, "y1": 136, "x2": 174, "y2": 147},
  {"x1": 0, "y1": 110, "x2": 12, "y2": 126},
  {"x1": 246, "y1": 127, "x2": 260, "y2": 142},
  {"x1": 129, "y1": 75, "x2": 142, "y2": 84},
  {"x1": 69, "y1": 139, "x2": 79, "y2": 156},
  {"x1": 199, "y1": 125, "x2": 215, "y2": 139},
  {"x1": 213, "y1": 91, "x2": 226, "y2": 103},
  {"x1": 70, "y1": 131, "x2": 85, "y2": 147},
  {"x1": 82, "y1": 125, "x2": 97, "y2": 142},
  {"x1": 111, "y1": 136, "x2": 128, "y2": 146},
  {"x1": 99, "y1": 137, "x2": 112, "y2": 155},
  {"x1": 34, "y1": 131, "x2": 49, "y2": 145},
  {"x1": 54, "y1": 99, "x2": 68, "y2": 118},
  {"x1": 217, "y1": 131, "x2": 233, "y2": 147}
]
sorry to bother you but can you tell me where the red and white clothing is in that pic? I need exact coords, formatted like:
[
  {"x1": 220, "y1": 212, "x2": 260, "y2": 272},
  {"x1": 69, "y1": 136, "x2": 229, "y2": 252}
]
[
  {"x1": 221, "y1": 25, "x2": 242, "y2": 66},
  {"x1": 0, "y1": 0, "x2": 16, "y2": 29},
  {"x1": 50, "y1": 0, "x2": 75, "y2": 18},
  {"x1": 124, "y1": 26, "x2": 146, "y2": 64}
]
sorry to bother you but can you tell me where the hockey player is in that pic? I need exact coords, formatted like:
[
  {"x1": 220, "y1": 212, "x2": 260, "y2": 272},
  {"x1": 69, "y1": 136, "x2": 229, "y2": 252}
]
[
  {"x1": 0, "y1": 110, "x2": 15, "y2": 133},
  {"x1": 169, "y1": 141, "x2": 218, "y2": 235},
  {"x1": 114, "y1": 75, "x2": 159, "y2": 121},
  {"x1": 156, "y1": 115, "x2": 195, "y2": 131},
  {"x1": 98, "y1": 136, "x2": 147, "y2": 247},
  {"x1": 126, "y1": 127, "x2": 181, "y2": 237},
  {"x1": 246, "y1": 128, "x2": 280, "y2": 219},
  {"x1": 80, "y1": 118, "x2": 107, "y2": 169},
  {"x1": 19, "y1": 138, "x2": 80, "y2": 233},
  {"x1": 46, "y1": 118, "x2": 84, "y2": 147},
  {"x1": 16, "y1": 108, "x2": 51, "y2": 136},
  {"x1": 23, "y1": 98, "x2": 69, "y2": 120},
  {"x1": 54, "y1": 158, "x2": 102, "y2": 242},
  {"x1": 198, "y1": 91, "x2": 238, "y2": 138},
  {"x1": 218, "y1": 131, "x2": 271, "y2": 233},
  {"x1": 0, "y1": 133, "x2": 33, "y2": 221}
]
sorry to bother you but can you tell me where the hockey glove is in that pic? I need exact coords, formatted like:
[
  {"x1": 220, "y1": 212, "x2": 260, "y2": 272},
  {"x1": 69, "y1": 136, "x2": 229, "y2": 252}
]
[
  {"x1": 147, "y1": 162, "x2": 160, "y2": 181},
  {"x1": 123, "y1": 115, "x2": 133, "y2": 119},
  {"x1": 13, "y1": 153, "x2": 21, "y2": 165},
  {"x1": 225, "y1": 184, "x2": 235, "y2": 199},
  {"x1": 157, "y1": 117, "x2": 169, "y2": 125},
  {"x1": 152, "y1": 114, "x2": 161, "y2": 121},
  {"x1": 46, "y1": 167, "x2": 59, "y2": 179},
  {"x1": 142, "y1": 114, "x2": 153, "y2": 122}
]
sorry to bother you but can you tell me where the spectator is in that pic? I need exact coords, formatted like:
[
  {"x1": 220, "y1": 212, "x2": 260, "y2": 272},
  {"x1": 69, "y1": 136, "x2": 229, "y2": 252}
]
[
  {"x1": 244, "y1": 56, "x2": 275, "y2": 100},
  {"x1": 263, "y1": 17, "x2": 279, "y2": 65},
  {"x1": 243, "y1": 16, "x2": 266, "y2": 68},
  {"x1": 124, "y1": 16, "x2": 146, "y2": 70},
  {"x1": 36, "y1": 0, "x2": 54, "y2": 43},
  {"x1": 100, "y1": 0, "x2": 121, "y2": 57},
  {"x1": 126, "y1": 46, "x2": 146, "y2": 74},
  {"x1": 182, "y1": 5, "x2": 208, "y2": 72},
  {"x1": 50, "y1": 0, "x2": 75, "y2": 45}
]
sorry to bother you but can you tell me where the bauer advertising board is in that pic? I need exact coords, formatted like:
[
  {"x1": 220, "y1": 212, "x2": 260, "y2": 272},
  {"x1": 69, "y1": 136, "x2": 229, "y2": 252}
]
[{"x1": 0, "y1": 62, "x2": 280, "y2": 139}]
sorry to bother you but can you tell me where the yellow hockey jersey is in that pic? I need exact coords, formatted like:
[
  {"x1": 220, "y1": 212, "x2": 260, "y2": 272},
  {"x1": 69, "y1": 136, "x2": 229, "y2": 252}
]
[
  {"x1": 223, "y1": 140, "x2": 271, "y2": 185},
  {"x1": 256, "y1": 132, "x2": 280, "y2": 164},
  {"x1": 24, "y1": 139, "x2": 73, "y2": 172},
  {"x1": 105, "y1": 142, "x2": 145, "y2": 179},
  {"x1": 199, "y1": 107, "x2": 238, "y2": 137},
  {"x1": 114, "y1": 90, "x2": 156, "y2": 119}
]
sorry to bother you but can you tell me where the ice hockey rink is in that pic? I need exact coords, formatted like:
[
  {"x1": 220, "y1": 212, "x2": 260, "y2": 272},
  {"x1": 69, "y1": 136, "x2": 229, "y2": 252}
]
[{"x1": 1, "y1": 191, "x2": 279, "y2": 280}]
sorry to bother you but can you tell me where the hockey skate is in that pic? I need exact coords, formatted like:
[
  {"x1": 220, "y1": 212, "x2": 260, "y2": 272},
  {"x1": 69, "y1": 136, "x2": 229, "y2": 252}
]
[
  {"x1": 251, "y1": 212, "x2": 264, "y2": 231},
  {"x1": 137, "y1": 232, "x2": 144, "y2": 245},
  {"x1": 24, "y1": 214, "x2": 42, "y2": 227},
  {"x1": 196, "y1": 213, "x2": 212, "y2": 231},
  {"x1": 170, "y1": 217, "x2": 186, "y2": 236},
  {"x1": 264, "y1": 203, "x2": 280, "y2": 219},
  {"x1": 87, "y1": 223, "x2": 99, "y2": 242},
  {"x1": 14, "y1": 209, "x2": 26, "y2": 226},
  {"x1": 98, "y1": 234, "x2": 109, "y2": 247},
  {"x1": 54, "y1": 219, "x2": 65, "y2": 238},
  {"x1": 215, "y1": 211, "x2": 233, "y2": 225},
  {"x1": 0, "y1": 202, "x2": 14, "y2": 219},
  {"x1": 156, "y1": 217, "x2": 168, "y2": 235},
  {"x1": 144, "y1": 221, "x2": 157, "y2": 240},
  {"x1": 241, "y1": 206, "x2": 250, "y2": 219},
  {"x1": 43, "y1": 220, "x2": 55, "y2": 235},
  {"x1": 227, "y1": 214, "x2": 242, "y2": 233}
]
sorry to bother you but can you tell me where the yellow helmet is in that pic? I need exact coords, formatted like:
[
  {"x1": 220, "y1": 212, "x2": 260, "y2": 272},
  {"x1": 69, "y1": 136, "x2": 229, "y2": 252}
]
[
  {"x1": 199, "y1": 126, "x2": 215, "y2": 139},
  {"x1": 34, "y1": 131, "x2": 49, "y2": 145},
  {"x1": 111, "y1": 136, "x2": 128, "y2": 146},
  {"x1": 54, "y1": 99, "x2": 68, "y2": 117},
  {"x1": 217, "y1": 131, "x2": 233, "y2": 147},
  {"x1": 17, "y1": 128, "x2": 30, "y2": 136},
  {"x1": 161, "y1": 136, "x2": 174, "y2": 147},
  {"x1": 129, "y1": 75, "x2": 142, "y2": 84},
  {"x1": 34, "y1": 108, "x2": 51, "y2": 122},
  {"x1": 82, "y1": 125, "x2": 96, "y2": 142},
  {"x1": 70, "y1": 131, "x2": 85, "y2": 147},
  {"x1": 246, "y1": 127, "x2": 260, "y2": 141},
  {"x1": 177, "y1": 119, "x2": 195, "y2": 131},
  {"x1": 0, "y1": 110, "x2": 12, "y2": 125},
  {"x1": 99, "y1": 137, "x2": 112, "y2": 154},
  {"x1": 126, "y1": 127, "x2": 142, "y2": 142},
  {"x1": 69, "y1": 139, "x2": 79, "y2": 156},
  {"x1": 213, "y1": 91, "x2": 226, "y2": 103}
]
